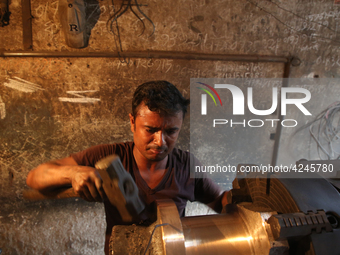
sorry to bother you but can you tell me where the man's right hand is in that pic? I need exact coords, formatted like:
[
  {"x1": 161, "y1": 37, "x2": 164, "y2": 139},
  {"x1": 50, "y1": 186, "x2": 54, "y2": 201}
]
[{"x1": 71, "y1": 166, "x2": 106, "y2": 202}]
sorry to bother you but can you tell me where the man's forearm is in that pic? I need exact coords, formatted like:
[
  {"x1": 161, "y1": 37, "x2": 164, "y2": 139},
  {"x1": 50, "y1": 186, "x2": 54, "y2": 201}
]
[
  {"x1": 26, "y1": 157, "x2": 105, "y2": 202},
  {"x1": 26, "y1": 162, "x2": 76, "y2": 191}
]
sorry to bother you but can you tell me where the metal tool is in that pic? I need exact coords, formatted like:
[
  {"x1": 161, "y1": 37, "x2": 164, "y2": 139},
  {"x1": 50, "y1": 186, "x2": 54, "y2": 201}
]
[
  {"x1": 23, "y1": 154, "x2": 145, "y2": 222},
  {"x1": 109, "y1": 167, "x2": 340, "y2": 255}
]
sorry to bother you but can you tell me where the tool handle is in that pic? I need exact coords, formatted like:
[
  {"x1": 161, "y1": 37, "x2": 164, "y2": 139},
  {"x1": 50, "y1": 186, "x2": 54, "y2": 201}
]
[{"x1": 22, "y1": 188, "x2": 78, "y2": 200}]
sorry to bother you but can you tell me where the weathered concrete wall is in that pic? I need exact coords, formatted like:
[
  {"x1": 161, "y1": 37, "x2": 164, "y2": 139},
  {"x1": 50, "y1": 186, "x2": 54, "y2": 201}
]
[{"x1": 1, "y1": 0, "x2": 340, "y2": 254}]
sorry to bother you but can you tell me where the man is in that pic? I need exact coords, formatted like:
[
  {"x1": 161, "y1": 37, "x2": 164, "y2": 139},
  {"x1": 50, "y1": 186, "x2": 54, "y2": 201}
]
[{"x1": 26, "y1": 80, "x2": 228, "y2": 254}]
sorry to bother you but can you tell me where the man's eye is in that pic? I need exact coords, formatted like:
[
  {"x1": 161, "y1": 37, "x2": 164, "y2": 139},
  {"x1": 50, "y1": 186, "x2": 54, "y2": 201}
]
[
  {"x1": 146, "y1": 129, "x2": 155, "y2": 133},
  {"x1": 167, "y1": 130, "x2": 177, "y2": 135}
]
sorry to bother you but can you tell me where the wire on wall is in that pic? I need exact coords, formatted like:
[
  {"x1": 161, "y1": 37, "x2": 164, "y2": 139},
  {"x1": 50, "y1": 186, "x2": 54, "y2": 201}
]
[
  {"x1": 294, "y1": 101, "x2": 340, "y2": 160},
  {"x1": 107, "y1": 0, "x2": 155, "y2": 63}
]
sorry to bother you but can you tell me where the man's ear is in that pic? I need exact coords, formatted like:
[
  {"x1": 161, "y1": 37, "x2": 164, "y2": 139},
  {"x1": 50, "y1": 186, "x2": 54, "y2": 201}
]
[{"x1": 129, "y1": 113, "x2": 135, "y2": 132}]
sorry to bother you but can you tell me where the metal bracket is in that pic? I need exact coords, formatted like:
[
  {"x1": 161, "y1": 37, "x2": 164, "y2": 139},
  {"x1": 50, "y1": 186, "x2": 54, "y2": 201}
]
[{"x1": 268, "y1": 210, "x2": 333, "y2": 241}]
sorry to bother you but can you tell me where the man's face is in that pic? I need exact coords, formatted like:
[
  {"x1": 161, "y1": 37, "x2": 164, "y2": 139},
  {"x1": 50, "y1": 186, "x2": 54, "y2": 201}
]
[{"x1": 129, "y1": 103, "x2": 183, "y2": 162}]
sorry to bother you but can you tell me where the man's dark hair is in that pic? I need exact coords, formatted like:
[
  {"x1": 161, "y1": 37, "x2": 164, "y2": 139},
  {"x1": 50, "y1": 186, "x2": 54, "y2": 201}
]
[{"x1": 132, "y1": 80, "x2": 190, "y2": 119}]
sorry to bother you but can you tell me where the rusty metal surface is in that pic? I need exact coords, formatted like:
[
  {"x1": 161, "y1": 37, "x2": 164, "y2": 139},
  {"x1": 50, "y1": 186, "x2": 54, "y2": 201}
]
[
  {"x1": 109, "y1": 199, "x2": 186, "y2": 255},
  {"x1": 110, "y1": 223, "x2": 159, "y2": 255}
]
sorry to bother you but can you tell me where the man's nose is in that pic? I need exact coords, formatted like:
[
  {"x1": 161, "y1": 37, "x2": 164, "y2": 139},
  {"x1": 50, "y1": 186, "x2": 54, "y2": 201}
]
[{"x1": 154, "y1": 131, "x2": 166, "y2": 148}]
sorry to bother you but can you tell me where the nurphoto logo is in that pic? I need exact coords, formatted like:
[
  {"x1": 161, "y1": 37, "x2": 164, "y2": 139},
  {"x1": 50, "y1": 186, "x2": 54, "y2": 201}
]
[
  {"x1": 199, "y1": 83, "x2": 311, "y2": 116},
  {"x1": 190, "y1": 78, "x2": 336, "y2": 180},
  {"x1": 197, "y1": 82, "x2": 312, "y2": 128}
]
